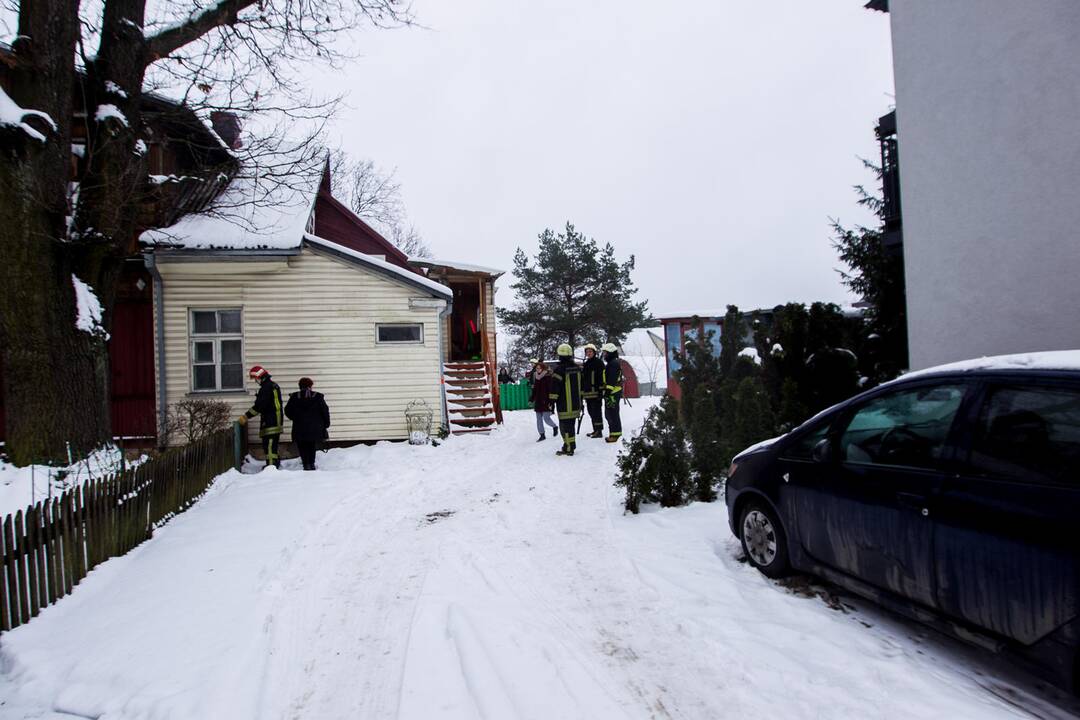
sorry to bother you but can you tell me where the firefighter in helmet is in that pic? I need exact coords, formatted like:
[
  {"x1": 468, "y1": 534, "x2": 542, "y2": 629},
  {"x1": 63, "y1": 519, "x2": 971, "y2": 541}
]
[
  {"x1": 581, "y1": 343, "x2": 606, "y2": 438},
  {"x1": 238, "y1": 365, "x2": 284, "y2": 469},
  {"x1": 549, "y1": 343, "x2": 583, "y2": 456},
  {"x1": 601, "y1": 343, "x2": 623, "y2": 443}
]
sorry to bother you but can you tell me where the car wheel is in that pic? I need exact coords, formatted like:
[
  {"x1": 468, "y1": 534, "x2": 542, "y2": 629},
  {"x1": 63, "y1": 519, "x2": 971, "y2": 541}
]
[{"x1": 739, "y1": 500, "x2": 791, "y2": 579}]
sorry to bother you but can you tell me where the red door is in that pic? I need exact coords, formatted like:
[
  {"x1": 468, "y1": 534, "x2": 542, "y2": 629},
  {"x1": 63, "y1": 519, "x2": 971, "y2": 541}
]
[{"x1": 110, "y1": 298, "x2": 157, "y2": 440}]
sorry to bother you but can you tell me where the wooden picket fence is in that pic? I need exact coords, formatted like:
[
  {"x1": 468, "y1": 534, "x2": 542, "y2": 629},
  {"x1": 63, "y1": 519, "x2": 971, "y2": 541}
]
[{"x1": 0, "y1": 427, "x2": 236, "y2": 633}]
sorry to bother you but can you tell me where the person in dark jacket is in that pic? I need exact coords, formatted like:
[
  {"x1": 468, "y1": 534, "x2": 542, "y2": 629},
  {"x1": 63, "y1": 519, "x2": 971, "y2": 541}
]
[
  {"x1": 528, "y1": 361, "x2": 560, "y2": 442},
  {"x1": 549, "y1": 343, "x2": 583, "y2": 456},
  {"x1": 238, "y1": 365, "x2": 284, "y2": 469},
  {"x1": 581, "y1": 343, "x2": 606, "y2": 438},
  {"x1": 601, "y1": 343, "x2": 623, "y2": 443},
  {"x1": 284, "y1": 377, "x2": 331, "y2": 471}
]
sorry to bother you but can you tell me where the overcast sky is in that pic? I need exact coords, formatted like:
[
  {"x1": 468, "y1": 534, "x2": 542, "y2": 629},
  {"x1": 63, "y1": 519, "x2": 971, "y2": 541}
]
[{"x1": 311, "y1": 0, "x2": 895, "y2": 317}]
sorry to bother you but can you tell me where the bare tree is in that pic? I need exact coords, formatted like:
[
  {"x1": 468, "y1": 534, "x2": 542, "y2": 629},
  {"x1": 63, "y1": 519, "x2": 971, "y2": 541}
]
[
  {"x1": 0, "y1": 0, "x2": 411, "y2": 464},
  {"x1": 331, "y1": 150, "x2": 433, "y2": 257}
]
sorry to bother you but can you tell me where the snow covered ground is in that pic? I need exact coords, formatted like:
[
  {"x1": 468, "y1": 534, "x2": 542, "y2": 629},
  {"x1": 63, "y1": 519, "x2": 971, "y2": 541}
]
[
  {"x1": 0, "y1": 446, "x2": 144, "y2": 519},
  {"x1": 0, "y1": 402, "x2": 1075, "y2": 719}
]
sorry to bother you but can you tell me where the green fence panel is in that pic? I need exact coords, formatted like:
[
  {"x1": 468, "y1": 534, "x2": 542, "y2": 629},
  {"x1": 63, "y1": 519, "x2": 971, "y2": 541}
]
[{"x1": 499, "y1": 380, "x2": 532, "y2": 411}]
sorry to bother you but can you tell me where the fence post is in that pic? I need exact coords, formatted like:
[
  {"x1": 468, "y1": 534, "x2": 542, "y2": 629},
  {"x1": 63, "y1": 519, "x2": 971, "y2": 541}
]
[{"x1": 233, "y1": 421, "x2": 245, "y2": 471}]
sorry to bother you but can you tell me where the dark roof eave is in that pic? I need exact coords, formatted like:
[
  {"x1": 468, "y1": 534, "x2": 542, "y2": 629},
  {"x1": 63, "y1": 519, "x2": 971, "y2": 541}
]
[{"x1": 865, "y1": 0, "x2": 889, "y2": 13}]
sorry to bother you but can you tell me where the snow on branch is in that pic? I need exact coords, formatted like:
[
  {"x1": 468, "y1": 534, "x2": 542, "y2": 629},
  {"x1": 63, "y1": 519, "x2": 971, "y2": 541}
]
[
  {"x1": 72, "y1": 275, "x2": 110, "y2": 340},
  {"x1": 0, "y1": 85, "x2": 57, "y2": 143}
]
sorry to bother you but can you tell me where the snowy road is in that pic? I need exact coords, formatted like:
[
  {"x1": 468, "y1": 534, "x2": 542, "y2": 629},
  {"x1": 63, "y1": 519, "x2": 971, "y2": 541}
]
[{"x1": 0, "y1": 402, "x2": 1075, "y2": 719}]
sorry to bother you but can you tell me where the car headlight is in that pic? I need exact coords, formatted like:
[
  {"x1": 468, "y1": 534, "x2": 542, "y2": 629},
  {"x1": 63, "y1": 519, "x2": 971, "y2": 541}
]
[{"x1": 727, "y1": 462, "x2": 738, "y2": 478}]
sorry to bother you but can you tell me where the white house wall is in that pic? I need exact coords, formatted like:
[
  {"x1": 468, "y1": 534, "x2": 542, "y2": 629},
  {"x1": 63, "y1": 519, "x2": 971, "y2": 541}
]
[
  {"x1": 155, "y1": 247, "x2": 445, "y2": 445},
  {"x1": 889, "y1": 1, "x2": 1080, "y2": 369}
]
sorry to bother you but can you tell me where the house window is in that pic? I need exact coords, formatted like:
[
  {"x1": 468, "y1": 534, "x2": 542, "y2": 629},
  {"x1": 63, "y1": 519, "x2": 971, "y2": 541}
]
[
  {"x1": 190, "y1": 309, "x2": 244, "y2": 391},
  {"x1": 376, "y1": 323, "x2": 423, "y2": 344}
]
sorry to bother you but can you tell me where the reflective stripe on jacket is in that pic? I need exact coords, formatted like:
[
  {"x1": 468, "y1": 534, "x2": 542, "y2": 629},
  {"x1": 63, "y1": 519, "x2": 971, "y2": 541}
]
[
  {"x1": 246, "y1": 377, "x2": 284, "y2": 437},
  {"x1": 549, "y1": 360, "x2": 583, "y2": 420}
]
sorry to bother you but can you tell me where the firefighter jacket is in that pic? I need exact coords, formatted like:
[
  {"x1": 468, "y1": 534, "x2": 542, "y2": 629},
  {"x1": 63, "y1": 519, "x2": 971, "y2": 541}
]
[
  {"x1": 581, "y1": 356, "x2": 605, "y2": 399},
  {"x1": 604, "y1": 355, "x2": 623, "y2": 405},
  {"x1": 549, "y1": 358, "x2": 583, "y2": 420},
  {"x1": 245, "y1": 376, "x2": 284, "y2": 437}
]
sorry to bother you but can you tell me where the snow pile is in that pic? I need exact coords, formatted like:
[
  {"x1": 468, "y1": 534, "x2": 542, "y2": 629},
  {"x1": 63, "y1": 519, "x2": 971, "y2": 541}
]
[
  {"x1": 104, "y1": 81, "x2": 128, "y2": 99},
  {"x1": 0, "y1": 445, "x2": 146, "y2": 518},
  {"x1": 0, "y1": 403, "x2": 1065, "y2": 718},
  {"x1": 94, "y1": 103, "x2": 129, "y2": 127},
  {"x1": 902, "y1": 349, "x2": 1080, "y2": 381},
  {"x1": 0, "y1": 86, "x2": 56, "y2": 143},
  {"x1": 739, "y1": 346, "x2": 761, "y2": 364},
  {"x1": 72, "y1": 274, "x2": 110, "y2": 340}
]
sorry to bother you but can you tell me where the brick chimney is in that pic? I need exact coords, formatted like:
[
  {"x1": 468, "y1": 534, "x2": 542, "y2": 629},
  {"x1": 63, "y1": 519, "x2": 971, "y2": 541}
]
[{"x1": 210, "y1": 111, "x2": 243, "y2": 150}]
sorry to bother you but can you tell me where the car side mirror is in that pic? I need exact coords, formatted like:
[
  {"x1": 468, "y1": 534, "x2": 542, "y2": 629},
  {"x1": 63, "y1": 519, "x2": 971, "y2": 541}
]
[{"x1": 811, "y1": 438, "x2": 833, "y2": 463}]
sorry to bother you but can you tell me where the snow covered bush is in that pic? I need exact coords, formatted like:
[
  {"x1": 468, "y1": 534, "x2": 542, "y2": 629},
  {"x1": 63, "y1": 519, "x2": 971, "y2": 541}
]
[
  {"x1": 615, "y1": 397, "x2": 692, "y2": 513},
  {"x1": 164, "y1": 399, "x2": 233, "y2": 446}
]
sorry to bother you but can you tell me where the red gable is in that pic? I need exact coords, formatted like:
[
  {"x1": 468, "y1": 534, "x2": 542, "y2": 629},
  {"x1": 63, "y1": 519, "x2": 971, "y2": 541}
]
[{"x1": 311, "y1": 162, "x2": 418, "y2": 273}]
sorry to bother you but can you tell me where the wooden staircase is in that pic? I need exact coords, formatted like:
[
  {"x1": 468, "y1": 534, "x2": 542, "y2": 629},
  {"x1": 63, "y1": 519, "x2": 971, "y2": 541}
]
[{"x1": 445, "y1": 362, "x2": 498, "y2": 434}]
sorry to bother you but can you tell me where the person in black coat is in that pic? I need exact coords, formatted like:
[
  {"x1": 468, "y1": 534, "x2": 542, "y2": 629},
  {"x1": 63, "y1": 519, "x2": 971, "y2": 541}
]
[
  {"x1": 581, "y1": 344, "x2": 606, "y2": 438},
  {"x1": 238, "y1": 365, "x2": 284, "y2": 469},
  {"x1": 602, "y1": 343, "x2": 623, "y2": 443},
  {"x1": 284, "y1": 377, "x2": 331, "y2": 471}
]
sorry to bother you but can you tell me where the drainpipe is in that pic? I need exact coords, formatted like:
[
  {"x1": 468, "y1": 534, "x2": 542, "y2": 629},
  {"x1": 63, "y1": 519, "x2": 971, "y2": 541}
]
[
  {"x1": 144, "y1": 252, "x2": 168, "y2": 446},
  {"x1": 438, "y1": 298, "x2": 453, "y2": 436}
]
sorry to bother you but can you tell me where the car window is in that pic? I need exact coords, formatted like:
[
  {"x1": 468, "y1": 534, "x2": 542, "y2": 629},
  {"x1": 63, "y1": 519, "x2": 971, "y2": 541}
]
[
  {"x1": 970, "y1": 384, "x2": 1080, "y2": 486},
  {"x1": 782, "y1": 422, "x2": 831, "y2": 460},
  {"x1": 839, "y1": 384, "x2": 966, "y2": 469}
]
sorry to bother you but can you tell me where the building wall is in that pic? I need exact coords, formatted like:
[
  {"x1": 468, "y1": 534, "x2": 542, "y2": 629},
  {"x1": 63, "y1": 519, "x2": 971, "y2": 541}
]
[
  {"x1": 890, "y1": 1, "x2": 1080, "y2": 368},
  {"x1": 155, "y1": 247, "x2": 445, "y2": 445}
]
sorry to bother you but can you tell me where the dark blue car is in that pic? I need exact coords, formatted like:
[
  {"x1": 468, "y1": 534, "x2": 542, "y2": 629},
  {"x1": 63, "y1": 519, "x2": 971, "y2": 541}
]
[{"x1": 725, "y1": 355, "x2": 1080, "y2": 692}]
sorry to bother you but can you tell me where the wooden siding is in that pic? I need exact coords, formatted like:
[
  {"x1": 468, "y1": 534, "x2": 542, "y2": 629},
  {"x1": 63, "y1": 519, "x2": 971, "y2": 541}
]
[{"x1": 155, "y1": 248, "x2": 445, "y2": 445}]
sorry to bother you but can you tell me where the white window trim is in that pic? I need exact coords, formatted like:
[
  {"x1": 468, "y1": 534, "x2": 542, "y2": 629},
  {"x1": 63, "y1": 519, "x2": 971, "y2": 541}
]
[
  {"x1": 189, "y1": 308, "x2": 245, "y2": 392},
  {"x1": 376, "y1": 322, "x2": 424, "y2": 345}
]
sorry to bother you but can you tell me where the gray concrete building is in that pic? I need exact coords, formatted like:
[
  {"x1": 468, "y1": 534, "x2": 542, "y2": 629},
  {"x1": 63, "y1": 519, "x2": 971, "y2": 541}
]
[{"x1": 872, "y1": 1, "x2": 1080, "y2": 369}]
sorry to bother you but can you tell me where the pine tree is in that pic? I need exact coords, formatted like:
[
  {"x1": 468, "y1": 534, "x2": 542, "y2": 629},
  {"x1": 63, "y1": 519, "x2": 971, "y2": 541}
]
[
  {"x1": 497, "y1": 223, "x2": 650, "y2": 350},
  {"x1": 833, "y1": 160, "x2": 909, "y2": 381},
  {"x1": 615, "y1": 397, "x2": 692, "y2": 513}
]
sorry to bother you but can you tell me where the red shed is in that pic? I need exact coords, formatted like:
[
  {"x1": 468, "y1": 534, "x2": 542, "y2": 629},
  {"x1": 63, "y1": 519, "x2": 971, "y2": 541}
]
[{"x1": 619, "y1": 359, "x2": 640, "y2": 399}]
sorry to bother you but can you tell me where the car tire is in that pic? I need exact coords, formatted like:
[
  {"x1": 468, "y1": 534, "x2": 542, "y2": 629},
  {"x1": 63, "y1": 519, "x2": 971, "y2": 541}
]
[{"x1": 739, "y1": 500, "x2": 791, "y2": 579}]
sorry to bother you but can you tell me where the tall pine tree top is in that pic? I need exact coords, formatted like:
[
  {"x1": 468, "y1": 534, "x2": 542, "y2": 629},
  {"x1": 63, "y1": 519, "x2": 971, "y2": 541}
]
[{"x1": 498, "y1": 222, "x2": 651, "y2": 355}]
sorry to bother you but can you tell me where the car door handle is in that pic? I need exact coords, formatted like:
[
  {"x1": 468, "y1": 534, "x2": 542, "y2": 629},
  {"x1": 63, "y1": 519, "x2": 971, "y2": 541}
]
[{"x1": 895, "y1": 492, "x2": 929, "y2": 514}]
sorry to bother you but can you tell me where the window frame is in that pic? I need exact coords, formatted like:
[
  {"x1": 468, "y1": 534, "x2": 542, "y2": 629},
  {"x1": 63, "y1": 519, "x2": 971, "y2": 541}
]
[
  {"x1": 831, "y1": 379, "x2": 974, "y2": 472},
  {"x1": 959, "y1": 376, "x2": 1080, "y2": 488},
  {"x1": 188, "y1": 308, "x2": 245, "y2": 393},
  {"x1": 375, "y1": 322, "x2": 424, "y2": 345}
]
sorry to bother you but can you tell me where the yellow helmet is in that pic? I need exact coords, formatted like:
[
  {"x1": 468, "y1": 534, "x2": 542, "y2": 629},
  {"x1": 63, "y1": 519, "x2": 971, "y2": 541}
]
[
  {"x1": 583, "y1": 343, "x2": 597, "y2": 352},
  {"x1": 556, "y1": 343, "x2": 573, "y2": 357},
  {"x1": 601, "y1": 342, "x2": 618, "y2": 353}
]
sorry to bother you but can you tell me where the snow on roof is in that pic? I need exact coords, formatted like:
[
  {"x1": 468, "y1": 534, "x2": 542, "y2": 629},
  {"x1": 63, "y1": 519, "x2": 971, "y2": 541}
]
[
  {"x1": 900, "y1": 350, "x2": 1080, "y2": 381},
  {"x1": 305, "y1": 234, "x2": 452, "y2": 299},
  {"x1": 654, "y1": 309, "x2": 730, "y2": 321},
  {"x1": 621, "y1": 355, "x2": 667, "y2": 389},
  {"x1": 140, "y1": 165, "x2": 319, "y2": 250},
  {"x1": 410, "y1": 257, "x2": 505, "y2": 277}
]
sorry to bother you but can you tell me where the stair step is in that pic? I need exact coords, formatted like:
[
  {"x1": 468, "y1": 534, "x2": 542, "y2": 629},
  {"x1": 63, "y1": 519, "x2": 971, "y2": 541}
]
[
  {"x1": 449, "y1": 406, "x2": 494, "y2": 414},
  {"x1": 450, "y1": 417, "x2": 497, "y2": 426},
  {"x1": 448, "y1": 397, "x2": 490, "y2": 406},
  {"x1": 451, "y1": 427, "x2": 493, "y2": 435},
  {"x1": 446, "y1": 387, "x2": 489, "y2": 395},
  {"x1": 446, "y1": 362, "x2": 486, "y2": 370}
]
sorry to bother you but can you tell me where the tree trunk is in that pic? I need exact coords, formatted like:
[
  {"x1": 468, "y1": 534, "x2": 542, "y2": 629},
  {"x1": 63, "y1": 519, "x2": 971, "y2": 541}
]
[{"x1": 0, "y1": 0, "x2": 110, "y2": 465}]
